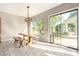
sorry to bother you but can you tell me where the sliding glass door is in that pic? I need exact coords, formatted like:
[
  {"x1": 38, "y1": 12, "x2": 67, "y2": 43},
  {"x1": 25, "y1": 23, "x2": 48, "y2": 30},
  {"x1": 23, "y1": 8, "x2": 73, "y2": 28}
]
[
  {"x1": 50, "y1": 15, "x2": 61, "y2": 44},
  {"x1": 50, "y1": 9, "x2": 78, "y2": 49},
  {"x1": 61, "y1": 10, "x2": 78, "y2": 49}
]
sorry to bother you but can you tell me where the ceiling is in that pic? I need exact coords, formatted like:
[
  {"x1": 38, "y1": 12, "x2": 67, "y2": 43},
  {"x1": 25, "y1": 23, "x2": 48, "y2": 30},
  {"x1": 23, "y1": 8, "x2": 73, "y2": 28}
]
[{"x1": 0, "y1": 3, "x2": 62, "y2": 17}]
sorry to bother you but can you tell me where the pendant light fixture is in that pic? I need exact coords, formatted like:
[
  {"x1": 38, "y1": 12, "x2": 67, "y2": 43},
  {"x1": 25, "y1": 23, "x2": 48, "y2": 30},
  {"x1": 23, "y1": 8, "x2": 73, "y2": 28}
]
[{"x1": 25, "y1": 6, "x2": 32, "y2": 35}]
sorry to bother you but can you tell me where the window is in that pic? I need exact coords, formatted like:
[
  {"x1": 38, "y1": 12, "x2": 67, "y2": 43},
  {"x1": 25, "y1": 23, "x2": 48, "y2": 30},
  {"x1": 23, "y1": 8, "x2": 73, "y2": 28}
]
[{"x1": 32, "y1": 19, "x2": 44, "y2": 36}]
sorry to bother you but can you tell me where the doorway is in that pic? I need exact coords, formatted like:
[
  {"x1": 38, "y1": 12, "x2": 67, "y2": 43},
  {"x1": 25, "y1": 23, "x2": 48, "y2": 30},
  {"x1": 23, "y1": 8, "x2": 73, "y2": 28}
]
[{"x1": 50, "y1": 9, "x2": 78, "y2": 49}]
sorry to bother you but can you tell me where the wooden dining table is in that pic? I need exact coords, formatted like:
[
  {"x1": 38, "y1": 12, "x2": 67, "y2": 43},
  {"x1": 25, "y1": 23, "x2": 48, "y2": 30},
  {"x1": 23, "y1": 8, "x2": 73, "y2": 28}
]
[{"x1": 18, "y1": 33, "x2": 32, "y2": 44}]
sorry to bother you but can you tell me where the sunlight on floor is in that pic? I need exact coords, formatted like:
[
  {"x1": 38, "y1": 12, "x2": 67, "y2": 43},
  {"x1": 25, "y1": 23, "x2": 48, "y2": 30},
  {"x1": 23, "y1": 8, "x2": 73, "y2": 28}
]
[{"x1": 31, "y1": 40, "x2": 78, "y2": 56}]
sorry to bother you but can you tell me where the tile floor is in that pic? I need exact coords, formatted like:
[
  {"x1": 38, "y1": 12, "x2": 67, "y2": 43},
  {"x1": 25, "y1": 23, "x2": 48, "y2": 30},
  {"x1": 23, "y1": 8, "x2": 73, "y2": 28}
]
[{"x1": 0, "y1": 40, "x2": 79, "y2": 56}]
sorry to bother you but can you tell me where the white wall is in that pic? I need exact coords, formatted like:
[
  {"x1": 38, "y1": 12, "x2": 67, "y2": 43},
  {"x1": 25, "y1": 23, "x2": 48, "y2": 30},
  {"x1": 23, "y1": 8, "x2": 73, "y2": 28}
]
[{"x1": 0, "y1": 12, "x2": 27, "y2": 41}]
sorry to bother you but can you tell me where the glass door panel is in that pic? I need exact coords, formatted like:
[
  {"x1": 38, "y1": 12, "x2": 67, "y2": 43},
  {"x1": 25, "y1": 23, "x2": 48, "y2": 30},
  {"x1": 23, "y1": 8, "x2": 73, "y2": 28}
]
[
  {"x1": 61, "y1": 10, "x2": 78, "y2": 49},
  {"x1": 50, "y1": 15, "x2": 61, "y2": 44}
]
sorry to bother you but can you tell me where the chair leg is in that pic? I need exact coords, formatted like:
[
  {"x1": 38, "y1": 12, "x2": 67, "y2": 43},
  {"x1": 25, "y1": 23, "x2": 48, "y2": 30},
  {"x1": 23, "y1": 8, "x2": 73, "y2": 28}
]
[{"x1": 19, "y1": 41, "x2": 23, "y2": 48}]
